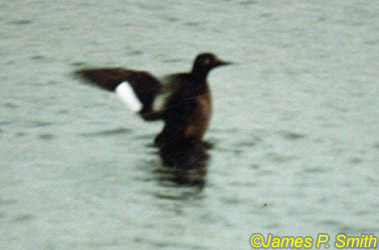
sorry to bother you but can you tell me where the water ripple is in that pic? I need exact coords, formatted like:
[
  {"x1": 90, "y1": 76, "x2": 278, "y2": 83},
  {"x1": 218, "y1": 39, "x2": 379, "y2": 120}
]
[
  {"x1": 279, "y1": 130, "x2": 307, "y2": 141},
  {"x1": 78, "y1": 128, "x2": 132, "y2": 137},
  {"x1": 9, "y1": 20, "x2": 33, "y2": 25}
]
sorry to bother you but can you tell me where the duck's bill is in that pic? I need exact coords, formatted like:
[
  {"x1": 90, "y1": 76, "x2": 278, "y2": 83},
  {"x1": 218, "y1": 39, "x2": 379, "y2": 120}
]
[{"x1": 216, "y1": 59, "x2": 233, "y2": 66}]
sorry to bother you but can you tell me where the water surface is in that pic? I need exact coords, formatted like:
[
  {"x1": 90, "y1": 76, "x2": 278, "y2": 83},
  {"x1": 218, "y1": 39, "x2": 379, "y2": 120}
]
[{"x1": 0, "y1": 0, "x2": 378, "y2": 249}]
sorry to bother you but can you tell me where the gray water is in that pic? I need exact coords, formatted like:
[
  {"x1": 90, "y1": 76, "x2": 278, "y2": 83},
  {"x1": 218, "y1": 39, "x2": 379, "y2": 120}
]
[{"x1": 1, "y1": 0, "x2": 378, "y2": 249}]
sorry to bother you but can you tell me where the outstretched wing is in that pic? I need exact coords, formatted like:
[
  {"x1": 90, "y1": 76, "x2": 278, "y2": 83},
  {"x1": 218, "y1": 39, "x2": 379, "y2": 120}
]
[{"x1": 74, "y1": 68, "x2": 163, "y2": 121}]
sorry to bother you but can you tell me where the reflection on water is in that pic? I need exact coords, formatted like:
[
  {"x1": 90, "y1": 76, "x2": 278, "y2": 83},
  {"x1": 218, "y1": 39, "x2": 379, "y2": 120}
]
[{"x1": 152, "y1": 143, "x2": 210, "y2": 200}]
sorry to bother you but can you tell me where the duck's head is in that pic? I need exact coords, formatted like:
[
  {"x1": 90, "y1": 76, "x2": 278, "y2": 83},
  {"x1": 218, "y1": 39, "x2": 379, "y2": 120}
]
[{"x1": 192, "y1": 53, "x2": 232, "y2": 78}]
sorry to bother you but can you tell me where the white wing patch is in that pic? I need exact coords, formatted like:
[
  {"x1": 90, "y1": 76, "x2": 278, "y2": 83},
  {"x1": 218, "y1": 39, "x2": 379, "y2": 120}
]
[
  {"x1": 115, "y1": 81, "x2": 142, "y2": 113},
  {"x1": 153, "y1": 92, "x2": 170, "y2": 112}
]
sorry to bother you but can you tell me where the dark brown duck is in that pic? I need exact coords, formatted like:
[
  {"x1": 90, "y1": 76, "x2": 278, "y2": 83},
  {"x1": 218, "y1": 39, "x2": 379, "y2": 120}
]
[{"x1": 74, "y1": 52, "x2": 231, "y2": 146}]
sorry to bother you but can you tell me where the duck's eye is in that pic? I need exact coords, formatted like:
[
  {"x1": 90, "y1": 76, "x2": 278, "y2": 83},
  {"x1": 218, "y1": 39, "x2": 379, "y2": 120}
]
[{"x1": 204, "y1": 58, "x2": 212, "y2": 65}]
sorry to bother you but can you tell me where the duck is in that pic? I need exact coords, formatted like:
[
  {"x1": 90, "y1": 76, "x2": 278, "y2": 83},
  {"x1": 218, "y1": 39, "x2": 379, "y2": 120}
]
[{"x1": 74, "y1": 52, "x2": 231, "y2": 146}]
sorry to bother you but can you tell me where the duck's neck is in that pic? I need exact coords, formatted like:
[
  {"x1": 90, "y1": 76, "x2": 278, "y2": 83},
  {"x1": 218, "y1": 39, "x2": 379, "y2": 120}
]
[{"x1": 191, "y1": 66, "x2": 210, "y2": 80}]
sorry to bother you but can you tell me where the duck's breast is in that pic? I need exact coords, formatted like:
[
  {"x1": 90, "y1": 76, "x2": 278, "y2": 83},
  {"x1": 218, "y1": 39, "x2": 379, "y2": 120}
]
[{"x1": 184, "y1": 92, "x2": 212, "y2": 140}]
